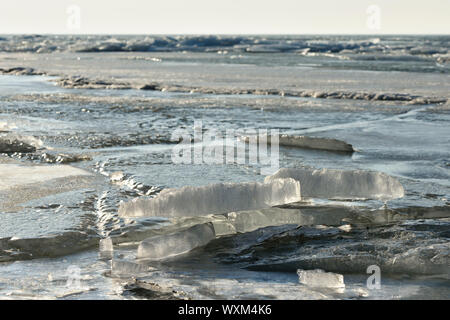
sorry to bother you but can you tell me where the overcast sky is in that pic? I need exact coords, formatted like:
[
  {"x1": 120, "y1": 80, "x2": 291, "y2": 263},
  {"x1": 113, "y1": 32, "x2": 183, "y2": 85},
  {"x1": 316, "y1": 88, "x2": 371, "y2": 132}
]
[{"x1": 0, "y1": 0, "x2": 449, "y2": 34}]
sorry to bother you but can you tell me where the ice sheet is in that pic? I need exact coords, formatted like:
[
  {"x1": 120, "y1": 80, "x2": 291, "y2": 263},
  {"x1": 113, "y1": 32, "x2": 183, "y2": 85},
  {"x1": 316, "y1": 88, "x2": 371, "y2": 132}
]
[{"x1": 0, "y1": 163, "x2": 91, "y2": 191}]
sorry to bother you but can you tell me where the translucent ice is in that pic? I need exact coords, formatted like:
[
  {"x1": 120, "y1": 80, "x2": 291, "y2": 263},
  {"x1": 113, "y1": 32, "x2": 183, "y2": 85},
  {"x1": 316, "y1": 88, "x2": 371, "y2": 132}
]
[
  {"x1": 137, "y1": 223, "x2": 216, "y2": 260},
  {"x1": 99, "y1": 238, "x2": 113, "y2": 259},
  {"x1": 297, "y1": 269, "x2": 345, "y2": 289},
  {"x1": 119, "y1": 178, "x2": 301, "y2": 218},
  {"x1": 265, "y1": 168, "x2": 404, "y2": 200},
  {"x1": 223, "y1": 208, "x2": 309, "y2": 234}
]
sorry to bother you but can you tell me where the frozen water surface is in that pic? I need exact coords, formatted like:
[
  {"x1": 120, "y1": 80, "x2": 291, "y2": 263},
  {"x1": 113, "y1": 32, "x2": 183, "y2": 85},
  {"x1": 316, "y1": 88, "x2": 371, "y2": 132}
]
[{"x1": 0, "y1": 35, "x2": 449, "y2": 299}]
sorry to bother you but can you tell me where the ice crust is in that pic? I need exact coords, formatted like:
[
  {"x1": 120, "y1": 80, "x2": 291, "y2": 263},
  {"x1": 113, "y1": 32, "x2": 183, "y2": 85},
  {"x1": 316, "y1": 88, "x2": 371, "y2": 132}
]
[
  {"x1": 119, "y1": 178, "x2": 301, "y2": 218},
  {"x1": 265, "y1": 168, "x2": 404, "y2": 200},
  {"x1": 137, "y1": 223, "x2": 216, "y2": 260}
]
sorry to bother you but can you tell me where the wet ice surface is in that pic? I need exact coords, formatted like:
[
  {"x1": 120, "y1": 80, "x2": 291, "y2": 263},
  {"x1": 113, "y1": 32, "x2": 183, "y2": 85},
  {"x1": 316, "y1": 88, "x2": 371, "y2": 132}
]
[{"x1": 0, "y1": 44, "x2": 449, "y2": 299}]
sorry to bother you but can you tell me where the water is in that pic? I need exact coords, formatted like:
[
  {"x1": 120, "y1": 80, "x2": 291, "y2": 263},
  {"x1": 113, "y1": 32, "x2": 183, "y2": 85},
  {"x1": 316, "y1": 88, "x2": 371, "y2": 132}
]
[{"x1": 0, "y1": 35, "x2": 449, "y2": 299}]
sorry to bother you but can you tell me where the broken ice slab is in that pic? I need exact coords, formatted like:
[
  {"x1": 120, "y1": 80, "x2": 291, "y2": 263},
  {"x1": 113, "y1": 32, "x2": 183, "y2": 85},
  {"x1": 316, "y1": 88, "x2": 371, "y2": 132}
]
[
  {"x1": 297, "y1": 269, "x2": 345, "y2": 289},
  {"x1": 241, "y1": 134, "x2": 354, "y2": 153},
  {"x1": 265, "y1": 168, "x2": 404, "y2": 200},
  {"x1": 119, "y1": 178, "x2": 301, "y2": 218},
  {"x1": 137, "y1": 223, "x2": 216, "y2": 260}
]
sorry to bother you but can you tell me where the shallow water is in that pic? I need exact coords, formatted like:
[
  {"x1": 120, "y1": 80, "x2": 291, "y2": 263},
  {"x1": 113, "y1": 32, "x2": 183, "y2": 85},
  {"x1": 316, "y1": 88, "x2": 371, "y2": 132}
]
[{"x1": 0, "y1": 36, "x2": 449, "y2": 299}]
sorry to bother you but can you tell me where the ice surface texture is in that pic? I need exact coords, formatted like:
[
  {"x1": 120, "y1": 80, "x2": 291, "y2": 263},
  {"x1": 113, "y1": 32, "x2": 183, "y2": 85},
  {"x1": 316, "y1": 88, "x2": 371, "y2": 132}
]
[
  {"x1": 137, "y1": 223, "x2": 216, "y2": 260},
  {"x1": 265, "y1": 168, "x2": 404, "y2": 200},
  {"x1": 119, "y1": 178, "x2": 301, "y2": 218}
]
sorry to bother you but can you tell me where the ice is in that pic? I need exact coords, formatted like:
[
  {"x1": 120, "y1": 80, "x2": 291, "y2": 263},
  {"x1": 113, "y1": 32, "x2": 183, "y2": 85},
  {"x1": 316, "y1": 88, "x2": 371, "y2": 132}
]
[
  {"x1": 111, "y1": 260, "x2": 154, "y2": 277},
  {"x1": 137, "y1": 223, "x2": 216, "y2": 260},
  {"x1": 265, "y1": 168, "x2": 404, "y2": 200},
  {"x1": 0, "y1": 164, "x2": 92, "y2": 191},
  {"x1": 297, "y1": 269, "x2": 345, "y2": 289},
  {"x1": 99, "y1": 238, "x2": 113, "y2": 254},
  {"x1": 223, "y1": 208, "x2": 309, "y2": 234},
  {"x1": 241, "y1": 134, "x2": 354, "y2": 153},
  {"x1": 119, "y1": 178, "x2": 301, "y2": 218}
]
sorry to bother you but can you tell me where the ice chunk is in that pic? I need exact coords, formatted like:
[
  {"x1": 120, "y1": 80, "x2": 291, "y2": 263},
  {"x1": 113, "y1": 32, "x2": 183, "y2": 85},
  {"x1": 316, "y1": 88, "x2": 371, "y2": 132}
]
[
  {"x1": 99, "y1": 237, "x2": 113, "y2": 252},
  {"x1": 241, "y1": 134, "x2": 354, "y2": 153},
  {"x1": 99, "y1": 238, "x2": 113, "y2": 259},
  {"x1": 137, "y1": 223, "x2": 216, "y2": 260},
  {"x1": 265, "y1": 168, "x2": 404, "y2": 200},
  {"x1": 297, "y1": 269, "x2": 345, "y2": 289},
  {"x1": 119, "y1": 178, "x2": 301, "y2": 218}
]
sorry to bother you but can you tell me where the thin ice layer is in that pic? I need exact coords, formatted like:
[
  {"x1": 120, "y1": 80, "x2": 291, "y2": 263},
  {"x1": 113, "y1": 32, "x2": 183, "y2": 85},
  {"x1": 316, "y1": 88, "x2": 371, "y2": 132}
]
[
  {"x1": 265, "y1": 168, "x2": 404, "y2": 200},
  {"x1": 119, "y1": 178, "x2": 301, "y2": 218},
  {"x1": 137, "y1": 223, "x2": 216, "y2": 260}
]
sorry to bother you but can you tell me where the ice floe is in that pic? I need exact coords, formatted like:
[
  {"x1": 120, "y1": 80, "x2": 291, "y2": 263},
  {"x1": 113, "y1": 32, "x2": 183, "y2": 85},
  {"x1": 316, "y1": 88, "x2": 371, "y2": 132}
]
[
  {"x1": 119, "y1": 178, "x2": 301, "y2": 218},
  {"x1": 241, "y1": 134, "x2": 354, "y2": 153},
  {"x1": 265, "y1": 168, "x2": 404, "y2": 200}
]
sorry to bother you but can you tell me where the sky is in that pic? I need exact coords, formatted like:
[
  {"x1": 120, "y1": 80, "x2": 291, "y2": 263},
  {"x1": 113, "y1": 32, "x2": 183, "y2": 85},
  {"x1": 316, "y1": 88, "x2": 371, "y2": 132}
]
[{"x1": 0, "y1": 0, "x2": 449, "y2": 34}]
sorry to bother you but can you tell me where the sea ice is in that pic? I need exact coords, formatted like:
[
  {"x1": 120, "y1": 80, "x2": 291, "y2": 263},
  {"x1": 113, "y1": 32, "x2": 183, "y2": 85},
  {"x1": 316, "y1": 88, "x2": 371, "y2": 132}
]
[
  {"x1": 297, "y1": 269, "x2": 345, "y2": 289},
  {"x1": 119, "y1": 178, "x2": 301, "y2": 218},
  {"x1": 0, "y1": 163, "x2": 92, "y2": 191},
  {"x1": 265, "y1": 168, "x2": 404, "y2": 200},
  {"x1": 137, "y1": 223, "x2": 216, "y2": 260}
]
